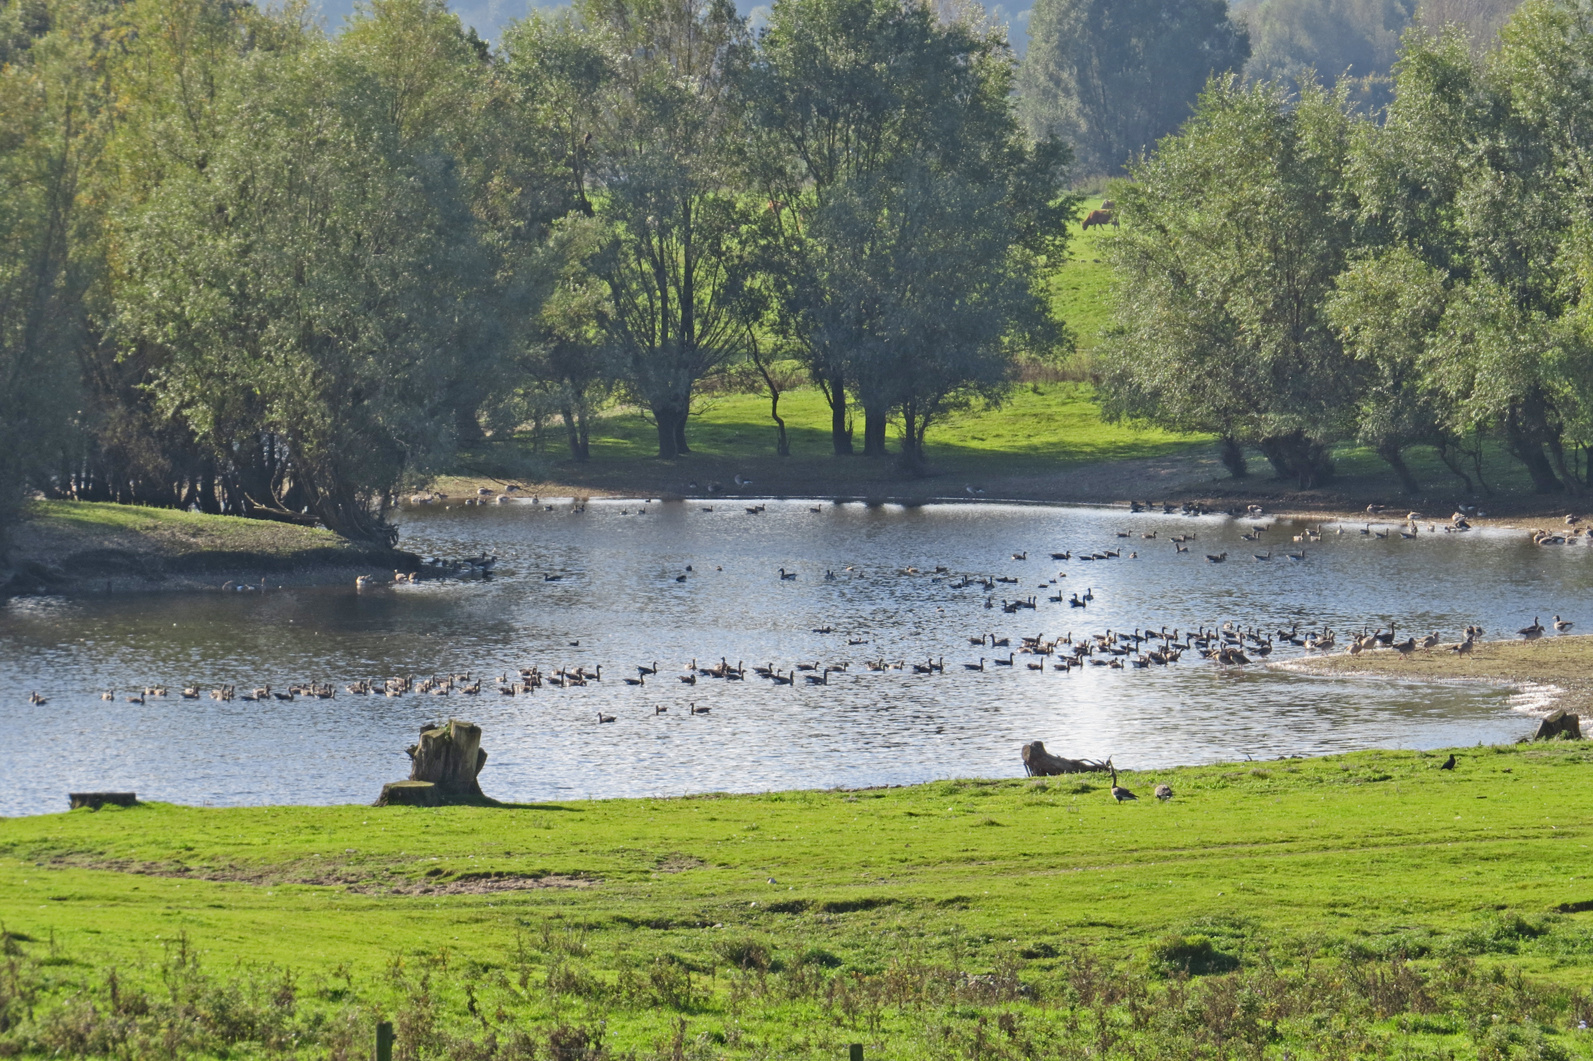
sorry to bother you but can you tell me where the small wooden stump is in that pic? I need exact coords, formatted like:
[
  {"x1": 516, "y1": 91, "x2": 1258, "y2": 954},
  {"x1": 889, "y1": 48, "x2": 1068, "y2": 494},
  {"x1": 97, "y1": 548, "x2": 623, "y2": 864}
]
[
  {"x1": 375, "y1": 780, "x2": 440, "y2": 807},
  {"x1": 1534, "y1": 710, "x2": 1582, "y2": 741},
  {"x1": 68, "y1": 792, "x2": 137, "y2": 810},
  {"x1": 1021, "y1": 741, "x2": 1108, "y2": 777}
]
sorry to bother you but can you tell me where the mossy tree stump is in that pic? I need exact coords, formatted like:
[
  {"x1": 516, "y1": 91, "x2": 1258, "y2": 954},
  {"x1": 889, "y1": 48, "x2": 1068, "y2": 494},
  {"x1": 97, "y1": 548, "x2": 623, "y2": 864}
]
[{"x1": 407, "y1": 719, "x2": 488, "y2": 799}]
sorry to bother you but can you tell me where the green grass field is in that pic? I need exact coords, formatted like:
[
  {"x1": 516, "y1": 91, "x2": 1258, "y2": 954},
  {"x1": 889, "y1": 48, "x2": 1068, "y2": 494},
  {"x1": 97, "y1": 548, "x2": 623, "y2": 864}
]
[
  {"x1": 6, "y1": 741, "x2": 1593, "y2": 1058},
  {"x1": 22, "y1": 500, "x2": 348, "y2": 555}
]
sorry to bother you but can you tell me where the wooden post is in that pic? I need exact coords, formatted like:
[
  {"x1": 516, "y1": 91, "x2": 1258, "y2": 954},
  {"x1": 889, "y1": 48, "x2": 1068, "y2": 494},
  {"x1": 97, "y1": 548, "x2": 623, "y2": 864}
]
[
  {"x1": 374, "y1": 1021, "x2": 393, "y2": 1061},
  {"x1": 849, "y1": 1044, "x2": 863, "y2": 1061}
]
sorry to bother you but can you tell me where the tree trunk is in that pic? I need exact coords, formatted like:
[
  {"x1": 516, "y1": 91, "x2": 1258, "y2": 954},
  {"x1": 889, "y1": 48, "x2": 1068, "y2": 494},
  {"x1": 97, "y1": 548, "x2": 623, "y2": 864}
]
[
  {"x1": 1257, "y1": 436, "x2": 1293, "y2": 479},
  {"x1": 1219, "y1": 436, "x2": 1247, "y2": 479},
  {"x1": 817, "y1": 368, "x2": 853, "y2": 455},
  {"x1": 674, "y1": 413, "x2": 690, "y2": 456},
  {"x1": 1503, "y1": 401, "x2": 1564, "y2": 493},
  {"x1": 770, "y1": 393, "x2": 789, "y2": 457},
  {"x1": 561, "y1": 405, "x2": 589, "y2": 462},
  {"x1": 1377, "y1": 440, "x2": 1420, "y2": 495},
  {"x1": 652, "y1": 405, "x2": 682, "y2": 460},
  {"x1": 1259, "y1": 431, "x2": 1334, "y2": 488},
  {"x1": 454, "y1": 400, "x2": 485, "y2": 447},
  {"x1": 1434, "y1": 437, "x2": 1474, "y2": 494},
  {"x1": 862, "y1": 403, "x2": 889, "y2": 456},
  {"x1": 404, "y1": 719, "x2": 489, "y2": 800},
  {"x1": 1546, "y1": 434, "x2": 1583, "y2": 496}
]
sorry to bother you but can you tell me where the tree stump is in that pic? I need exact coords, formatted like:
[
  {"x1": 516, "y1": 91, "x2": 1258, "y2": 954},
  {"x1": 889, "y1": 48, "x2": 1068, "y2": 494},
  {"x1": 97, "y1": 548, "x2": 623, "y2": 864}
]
[
  {"x1": 375, "y1": 780, "x2": 441, "y2": 807},
  {"x1": 1020, "y1": 741, "x2": 1109, "y2": 776},
  {"x1": 407, "y1": 719, "x2": 488, "y2": 799},
  {"x1": 1534, "y1": 710, "x2": 1582, "y2": 741}
]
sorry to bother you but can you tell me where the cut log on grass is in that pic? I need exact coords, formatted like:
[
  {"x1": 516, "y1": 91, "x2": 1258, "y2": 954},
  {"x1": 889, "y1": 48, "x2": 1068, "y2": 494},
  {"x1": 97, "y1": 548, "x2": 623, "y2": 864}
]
[
  {"x1": 1021, "y1": 741, "x2": 1109, "y2": 776},
  {"x1": 1534, "y1": 710, "x2": 1582, "y2": 741},
  {"x1": 68, "y1": 792, "x2": 137, "y2": 810},
  {"x1": 375, "y1": 780, "x2": 441, "y2": 807},
  {"x1": 406, "y1": 719, "x2": 488, "y2": 799}
]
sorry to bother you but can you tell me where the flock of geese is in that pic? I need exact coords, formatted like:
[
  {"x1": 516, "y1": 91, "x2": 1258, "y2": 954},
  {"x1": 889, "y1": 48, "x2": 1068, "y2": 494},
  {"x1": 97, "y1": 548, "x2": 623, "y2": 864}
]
[{"x1": 20, "y1": 499, "x2": 1589, "y2": 714}]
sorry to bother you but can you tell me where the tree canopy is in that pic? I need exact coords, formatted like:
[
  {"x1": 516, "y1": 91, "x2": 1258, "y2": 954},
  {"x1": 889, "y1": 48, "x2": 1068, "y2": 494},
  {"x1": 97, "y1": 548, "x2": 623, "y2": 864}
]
[{"x1": 1017, "y1": 0, "x2": 1250, "y2": 176}]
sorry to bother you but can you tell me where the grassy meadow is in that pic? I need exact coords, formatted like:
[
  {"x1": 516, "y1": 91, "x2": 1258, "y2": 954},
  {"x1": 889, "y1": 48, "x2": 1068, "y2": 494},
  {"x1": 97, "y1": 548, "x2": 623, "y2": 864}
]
[{"x1": 6, "y1": 742, "x2": 1593, "y2": 1058}]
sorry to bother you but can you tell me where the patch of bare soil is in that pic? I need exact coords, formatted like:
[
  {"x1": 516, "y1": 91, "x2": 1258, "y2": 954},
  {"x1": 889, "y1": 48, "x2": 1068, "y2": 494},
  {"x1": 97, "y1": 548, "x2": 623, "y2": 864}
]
[
  {"x1": 37, "y1": 855, "x2": 598, "y2": 895},
  {"x1": 362, "y1": 873, "x2": 597, "y2": 896}
]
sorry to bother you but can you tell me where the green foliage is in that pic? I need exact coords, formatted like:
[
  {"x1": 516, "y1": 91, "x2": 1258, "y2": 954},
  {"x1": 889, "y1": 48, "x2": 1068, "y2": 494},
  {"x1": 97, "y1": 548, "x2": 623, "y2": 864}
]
[
  {"x1": 1018, "y1": 0, "x2": 1251, "y2": 176},
  {"x1": 1242, "y1": 0, "x2": 1417, "y2": 111},
  {"x1": 751, "y1": 0, "x2": 1074, "y2": 465},
  {"x1": 1099, "y1": 76, "x2": 1361, "y2": 487},
  {"x1": 0, "y1": 0, "x2": 98, "y2": 548}
]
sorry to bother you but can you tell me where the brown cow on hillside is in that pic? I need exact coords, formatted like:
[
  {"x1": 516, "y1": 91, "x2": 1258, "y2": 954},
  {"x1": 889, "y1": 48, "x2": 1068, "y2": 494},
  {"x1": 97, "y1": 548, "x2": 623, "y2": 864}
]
[{"x1": 1082, "y1": 208, "x2": 1117, "y2": 230}]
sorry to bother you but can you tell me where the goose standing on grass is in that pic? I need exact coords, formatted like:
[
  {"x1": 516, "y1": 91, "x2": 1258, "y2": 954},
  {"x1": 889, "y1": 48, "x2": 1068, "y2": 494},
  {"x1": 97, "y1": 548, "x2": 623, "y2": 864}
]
[
  {"x1": 1109, "y1": 762, "x2": 1137, "y2": 803},
  {"x1": 1554, "y1": 615, "x2": 1574, "y2": 633},
  {"x1": 1519, "y1": 617, "x2": 1545, "y2": 640},
  {"x1": 1154, "y1": 784, "x2": 1173, "y2": 802}
]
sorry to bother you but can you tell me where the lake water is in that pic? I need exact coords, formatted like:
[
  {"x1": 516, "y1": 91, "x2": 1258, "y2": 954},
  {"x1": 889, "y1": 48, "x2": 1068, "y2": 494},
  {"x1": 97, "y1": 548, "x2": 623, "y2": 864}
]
[{"x1": 3, "y1": 500, "x2": 1587, "y2": 817}]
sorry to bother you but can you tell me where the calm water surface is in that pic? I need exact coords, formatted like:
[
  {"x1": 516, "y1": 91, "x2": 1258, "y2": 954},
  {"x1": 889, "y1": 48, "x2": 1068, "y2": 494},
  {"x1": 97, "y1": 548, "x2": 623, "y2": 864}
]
[{"x1": 2, "y1": 500, "x2": 1588, "y2": 816}]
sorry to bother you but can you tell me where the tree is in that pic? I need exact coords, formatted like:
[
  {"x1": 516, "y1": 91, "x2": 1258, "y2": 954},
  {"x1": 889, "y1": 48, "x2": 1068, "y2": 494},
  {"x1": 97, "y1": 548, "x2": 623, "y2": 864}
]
[
  {"x1": 1326, "y1": 245, "x2": 1463, "y2": 493},
  {"x1": 1018, "y1": 0, "x2": 1250, "y2": 177},
  {"x1": 1099, "y1": 77, "x2": 1363, "y2": 487},
  {"x1": 115, "y1": 35, "x2": 494, "y2": 544},
  {"x1": 1345, "y1": 10, "x2": 1593, "y2": 494},
  {"x1": 578, "y1": 0, "x2": 756, "y2": 460},
  {"x1": 752, "y1": 0, "x2": 1072, "y2": 462},
  {"x1": 0, "y1": 0, "x2": 99, "y2": 549},
  {"x1": 1243, "y1": 0, "x2": 1416, "y2": 113}
]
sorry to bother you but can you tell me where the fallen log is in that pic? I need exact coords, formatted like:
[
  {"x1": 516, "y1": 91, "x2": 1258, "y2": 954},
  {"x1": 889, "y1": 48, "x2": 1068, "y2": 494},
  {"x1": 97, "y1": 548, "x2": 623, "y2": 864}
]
[
  {"x1": 1021, "y1": 741, "x2": 1109, "y2": 776},
  {"x1": 68, "y1": 792, "x2": 137, "y2": 810}
]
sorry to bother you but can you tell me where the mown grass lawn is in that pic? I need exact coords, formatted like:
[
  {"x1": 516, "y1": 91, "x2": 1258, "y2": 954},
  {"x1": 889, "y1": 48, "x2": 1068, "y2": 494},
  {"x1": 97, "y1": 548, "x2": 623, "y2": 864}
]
[{"x1": 5, "y1": 741, "x2": 1593, "y2": 1058}]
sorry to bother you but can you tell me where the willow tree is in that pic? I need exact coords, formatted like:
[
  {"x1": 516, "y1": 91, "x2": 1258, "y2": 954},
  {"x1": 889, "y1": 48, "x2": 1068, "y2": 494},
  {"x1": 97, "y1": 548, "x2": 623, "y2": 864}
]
[
  {"x1": 1341, "y1": 10, "x2": 1593, "y2": 494},
  {"x1": 1099, "y1": 77, "x2": 1363, "y2": 487},
  {"x1": 116, "y1": 36, "x2": 492, "y2": 545}
]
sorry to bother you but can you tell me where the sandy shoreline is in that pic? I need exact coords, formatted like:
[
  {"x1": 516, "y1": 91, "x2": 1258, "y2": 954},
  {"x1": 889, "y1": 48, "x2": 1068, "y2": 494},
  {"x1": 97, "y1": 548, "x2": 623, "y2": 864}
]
[{"x1": 1269, "y1": 635, "x2": 1593, "y2": 722}]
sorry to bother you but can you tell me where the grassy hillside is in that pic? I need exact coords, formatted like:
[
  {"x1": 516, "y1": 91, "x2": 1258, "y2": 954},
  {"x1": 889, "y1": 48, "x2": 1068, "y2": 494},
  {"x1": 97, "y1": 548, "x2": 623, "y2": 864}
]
[{"x1": 5, "y1": 742, "x2": 1593, "y2": 1058}]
